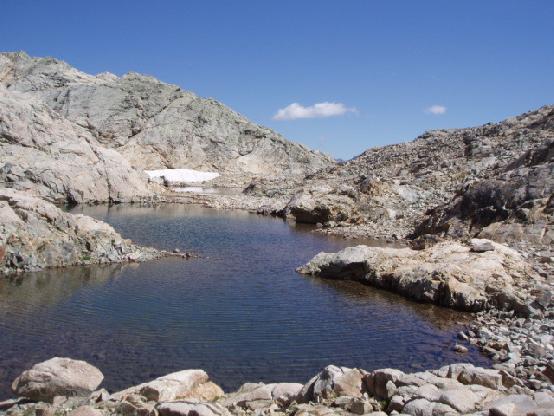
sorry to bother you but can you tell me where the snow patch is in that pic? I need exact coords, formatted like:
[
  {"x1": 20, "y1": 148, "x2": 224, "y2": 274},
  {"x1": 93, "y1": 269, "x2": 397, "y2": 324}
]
[{"x1": 145, "y1": 169, "x2": 220, "y2": 184}]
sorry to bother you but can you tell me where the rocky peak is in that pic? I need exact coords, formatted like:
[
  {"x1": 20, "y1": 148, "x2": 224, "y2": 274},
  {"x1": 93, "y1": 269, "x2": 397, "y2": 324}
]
[{"x1": 0, "y1": 52, "x2": 334, "y2": 179}]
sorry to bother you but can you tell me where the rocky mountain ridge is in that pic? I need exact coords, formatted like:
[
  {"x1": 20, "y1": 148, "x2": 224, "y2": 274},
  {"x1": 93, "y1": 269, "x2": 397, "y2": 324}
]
[
  {"x1": 250, "y1": 105, "x2": 554, "y2": 248},
  {"x1": 0, "y1": 52, "x2": 333, "y2": 191}
]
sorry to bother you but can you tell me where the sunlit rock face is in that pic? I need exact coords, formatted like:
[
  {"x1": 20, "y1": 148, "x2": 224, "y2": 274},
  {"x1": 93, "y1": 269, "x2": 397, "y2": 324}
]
[{"x1": 0, "y1": 52, "x2": 333, "y2": 198}]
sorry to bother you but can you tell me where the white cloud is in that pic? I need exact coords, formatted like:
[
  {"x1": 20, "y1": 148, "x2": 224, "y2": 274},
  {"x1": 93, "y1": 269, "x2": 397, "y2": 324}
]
[
  {"x1": 425, "y1": 105, "x2": 447, "y2": 115},
  {"x1": 273, "y1": 102, "x2": 357, "y2": 120}
]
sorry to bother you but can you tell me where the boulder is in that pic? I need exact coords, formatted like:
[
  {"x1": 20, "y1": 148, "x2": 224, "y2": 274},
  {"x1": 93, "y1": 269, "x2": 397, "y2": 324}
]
[
  {"x1": 485, "y1": 393, "x2": 554, "y2": 416},
  {"x1": 364, "y1": 368, "x2": 405, "y2": 400},
  {"x1": 301, "y1": 365, "x2": 364, "y2": 401},
  {"x1": 111, "y1": 370, "x2": 223, "y2": 402},
  {"x1": 436, "y1": 363, "x2": 504, "y2": 390},
  {"x1": 68, "y1": 406, "x2": 104, "y2": 416},
  {"x1": 298, "y1": 241, "x2": 536, "y2": 312},
  {"x1": 437, "y1": 388, "x2": 480, "y2": 413},
  {"x1": 470, "y1": 238, "x2": 495, "y2": 253},
  {"x1": 12, "y1": 357, "x2": 104, "y2": 401}
]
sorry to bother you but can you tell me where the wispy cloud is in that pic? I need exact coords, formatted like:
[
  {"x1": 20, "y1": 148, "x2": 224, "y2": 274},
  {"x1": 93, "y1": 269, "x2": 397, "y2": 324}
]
[
  {"x1": 273, "y1": 102, "x2": 357, "y2": 120},
  {"x1": 425, "y1": 105, "x2": 447, "y2": 115}
]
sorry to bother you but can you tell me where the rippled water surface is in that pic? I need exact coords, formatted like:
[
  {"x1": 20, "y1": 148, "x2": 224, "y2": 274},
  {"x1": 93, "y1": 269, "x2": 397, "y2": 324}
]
[{"x1": 0, "y1": 205, "x2": 490, "y2": 398}]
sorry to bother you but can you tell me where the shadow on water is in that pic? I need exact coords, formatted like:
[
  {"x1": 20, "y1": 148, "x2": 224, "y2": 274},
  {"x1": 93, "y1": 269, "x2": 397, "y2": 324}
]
[{"x1": 0, "y1": 204, "x2": 489, "y2": 397}]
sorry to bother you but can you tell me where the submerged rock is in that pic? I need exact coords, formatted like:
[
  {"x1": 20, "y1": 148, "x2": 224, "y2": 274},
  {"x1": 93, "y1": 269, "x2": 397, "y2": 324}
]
[
  {"x1": 11, "y1": 357, "x2": 103, "y2": 401},
  {"x1": 297, "y1": 240, "x2": 536, "y2": 312}
]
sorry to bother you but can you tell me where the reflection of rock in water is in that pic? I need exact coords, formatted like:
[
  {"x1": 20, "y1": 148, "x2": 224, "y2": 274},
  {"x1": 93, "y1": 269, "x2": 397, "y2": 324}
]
[
  {"x1": 0, "y1": 263, "x2": 129, "y2": 313},
  {"x1": 312, "y1": 278, "x2": 472, "y2": 331}
]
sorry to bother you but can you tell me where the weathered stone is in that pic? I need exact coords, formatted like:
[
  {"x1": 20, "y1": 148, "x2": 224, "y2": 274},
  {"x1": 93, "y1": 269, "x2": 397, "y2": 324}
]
[
  {"x1": 401, "y1": 398, "x2": 433, "y2": 416},
  {"x1": 301, "y1": 365, "x2": 364, "y2": 401},
  {"x1": 12, "y1": 357, "x2": 104, "y2": 401},
  {"x1": 485, "y1": 393, "x2": 554, "y2": 416},
  {"x1": 221, "y1": 382, "x2": 302, "y2": 409},
  {"x1": 439, "y1": 363, "x2": 504, "y2": 390},
  {"x1": 298, "y1": 241, "x2": 535, "y2": 312},
  {"x1": 470, "y1": 239, "x2": 495, "y2": 253},
  {"x1": 437, "y1": 388, "x2": 480, "y2": 413},
  {"x1": 364, "y1": 368, "x2": 404, "y2": 400},
  {"x1": 112, "y1": 370, "x2": 223, "y2": 402}
]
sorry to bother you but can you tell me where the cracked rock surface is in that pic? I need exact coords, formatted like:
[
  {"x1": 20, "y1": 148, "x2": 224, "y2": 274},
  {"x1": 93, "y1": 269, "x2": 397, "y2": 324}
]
[{"x1": 0, "y1": 188, "x2": 162, "y2": 274}]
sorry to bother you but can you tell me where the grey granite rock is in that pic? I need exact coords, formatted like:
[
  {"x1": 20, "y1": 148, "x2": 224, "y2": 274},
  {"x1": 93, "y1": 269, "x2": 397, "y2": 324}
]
[
  {"x1": 0, "y1": 188, "x2": 161, "y2": 274},
  {"x1": 11, "y1": 357, "x2": 103, "y2": 402},
  {"x1": 297, "y1": 240, "x2": 535, "y2": 312},
  {"x1": 0, "y1": 52, "x2": 333, "y2": 193}
]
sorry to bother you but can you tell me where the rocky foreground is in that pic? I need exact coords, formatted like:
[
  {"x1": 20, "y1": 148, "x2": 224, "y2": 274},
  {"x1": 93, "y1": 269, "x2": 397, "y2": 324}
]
[{"x1": 1, "y1": 357, "x2": 553, "y2": 416}]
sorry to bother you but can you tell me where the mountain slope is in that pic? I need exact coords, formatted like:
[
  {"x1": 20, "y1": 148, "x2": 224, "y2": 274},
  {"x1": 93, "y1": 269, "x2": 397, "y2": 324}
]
[
  {"x1": 0, "y1": 52, "x2": 333, "y2": 181},
  {"x1": 276, "y1": 105, "x2": 553, "y2": 247},
  {"x1": 0, "y1": 88, "x2": 157, "y2": 203}
]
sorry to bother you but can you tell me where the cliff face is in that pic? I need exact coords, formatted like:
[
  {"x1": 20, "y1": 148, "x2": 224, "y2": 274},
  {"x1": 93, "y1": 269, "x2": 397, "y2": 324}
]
[
  {"x1": 0, "y1": 52, "x2": 333, "y2": 186},
  {"x1": 0, "y1": 87, "x2": 158, "y2": 203}
]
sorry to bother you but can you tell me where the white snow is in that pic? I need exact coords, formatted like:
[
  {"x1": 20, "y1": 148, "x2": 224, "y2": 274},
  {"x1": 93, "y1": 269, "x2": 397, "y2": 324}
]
[
  {"x1": 145, "y1": 169, "x2": 220, "y2": 184},
  {"x1": 174, "y1": 187, "x2": 215, "y2": 194}
]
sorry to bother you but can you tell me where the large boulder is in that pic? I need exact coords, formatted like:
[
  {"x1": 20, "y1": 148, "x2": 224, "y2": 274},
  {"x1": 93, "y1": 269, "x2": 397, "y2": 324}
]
[
  {"x1": 300, "y1": 365, "x2": 365, "y2": 401},
  {"x1": 298, "y1": 240, "x2": 537, "y2": 312},
  {"x1": 364, "y1": 368, "x2": 405, "y2": 400},
  {"x1": 433, "y1": 363, "x2": 504, "y2": 390},
  {"x1": 484, "y1": 392, "x2": 554, "y2": 416},
  {"x1": 111, "y1": 370, "x2": 223, "y2": 403},
  {"x1": 11, "y1": 357, "x2": 104, "y2": 401}
]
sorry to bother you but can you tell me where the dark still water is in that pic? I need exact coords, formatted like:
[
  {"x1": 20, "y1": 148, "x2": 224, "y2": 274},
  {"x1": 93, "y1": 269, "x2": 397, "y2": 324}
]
[{"x1": 0, "y1": 205, "x2": 489, "y2": 398}]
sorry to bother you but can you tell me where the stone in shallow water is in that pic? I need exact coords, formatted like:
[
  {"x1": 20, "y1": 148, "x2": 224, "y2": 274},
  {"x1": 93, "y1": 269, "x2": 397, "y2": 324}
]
[
  {"x1": 298, "y1": 240, "x2": 535, "y2": 312},
  {"x1": 11, "y1": 357, "x2": 104, "y2": 402}
]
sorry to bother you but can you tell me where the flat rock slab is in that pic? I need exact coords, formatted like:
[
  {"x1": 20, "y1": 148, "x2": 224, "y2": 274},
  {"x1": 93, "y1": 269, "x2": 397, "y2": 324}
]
[{"x1": 298, "y1": 240, "x2": 536, "y2": 312}]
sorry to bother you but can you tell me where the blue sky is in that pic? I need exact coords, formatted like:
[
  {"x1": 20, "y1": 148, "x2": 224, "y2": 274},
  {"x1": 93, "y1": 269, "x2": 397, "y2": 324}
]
[{"x1": 1, "y1": 1, "x2": 553, "y2": 159}]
